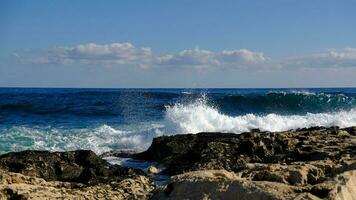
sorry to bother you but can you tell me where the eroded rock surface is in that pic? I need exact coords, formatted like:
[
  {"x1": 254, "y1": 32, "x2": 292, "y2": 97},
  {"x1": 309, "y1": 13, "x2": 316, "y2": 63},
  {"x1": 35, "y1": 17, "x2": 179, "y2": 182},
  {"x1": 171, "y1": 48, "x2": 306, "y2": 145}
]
[
  {"x1": 134, "y1": 126, "x2": 356, "y2": 176},
  {"x1": 0, "y1": 150, "x2": 143, "y2": 184},
  {"x1": 135, "y1": 126, "x2": 356, "y2": 199},
  {"x1": 0, "y1": 169, "x2": 155, "y2": 200},
  {"x1": 152, "y1": 169, "x2": 356, "y2": 200},
  {"x1": 152, "y1": 170, "x2": 315, "y2": 200},
  {"x1": 0, "y1": 126, "x2": 355, "y2": 199}
]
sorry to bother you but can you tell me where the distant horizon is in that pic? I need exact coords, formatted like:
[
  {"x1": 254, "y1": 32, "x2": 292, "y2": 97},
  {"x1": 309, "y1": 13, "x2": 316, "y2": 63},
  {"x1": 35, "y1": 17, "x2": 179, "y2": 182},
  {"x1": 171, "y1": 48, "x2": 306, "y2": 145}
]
[{"x1": 1, "y1": 86, "x2": 356, "y2": 90}]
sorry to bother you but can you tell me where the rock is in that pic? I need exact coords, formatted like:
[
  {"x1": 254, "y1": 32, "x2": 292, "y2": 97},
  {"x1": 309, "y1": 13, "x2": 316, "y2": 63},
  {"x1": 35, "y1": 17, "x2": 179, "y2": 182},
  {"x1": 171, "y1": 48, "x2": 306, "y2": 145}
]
[
  {"x1": 0, "y1": 150, "x2": 143, "y2": 184},
  {"x1": 153, "y1": 170, "x2": 356, "y2": 200},
  {"x1": 342, "y1": 126, "x2": 356, "y2": 136},
  {"x1": 133, "y1": 126, "x2": 356, "y2": 176},
  {"x1": 151, "y1": 170, "x2": 314, "y2": 200},
  {"x1": 134, "y1": 126, "x2": 356, "y2": 199},
  {"x1": 100, "y1": 149, "x2": 138, "y2": 158},
  {"x1": 0, "y1": 169, "x2": 155, "y2": 200},
  {"x1": 147, "y1": 165, "x2": 160, "y2": 174},
  {"x1": 328, "y1": 170, "x2": 356, "y2": 200},
  {"x1": 0, "y1": 126, "x2": 355, "y2": 199}
]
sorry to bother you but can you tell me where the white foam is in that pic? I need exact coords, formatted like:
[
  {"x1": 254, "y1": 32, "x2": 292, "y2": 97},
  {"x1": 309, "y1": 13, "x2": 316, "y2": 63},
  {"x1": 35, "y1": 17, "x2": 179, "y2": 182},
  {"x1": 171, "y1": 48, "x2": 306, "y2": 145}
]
[
  {"x1": 0, "y1": 123, "x2": 165, "y2": 155},
  {"x1": 2, "y1": 95, "x2": 356, "y2": 155},
  {"x1": 268, "y1": 90, "x2": 317, "y2": 96},
  {"x1": 165, "y1": 96, "x2": 356, "y2": 133}
]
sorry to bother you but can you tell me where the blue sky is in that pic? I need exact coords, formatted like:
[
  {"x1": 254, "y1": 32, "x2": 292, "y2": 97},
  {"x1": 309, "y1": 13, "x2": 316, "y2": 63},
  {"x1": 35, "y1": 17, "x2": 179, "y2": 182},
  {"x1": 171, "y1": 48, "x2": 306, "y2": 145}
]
[{"x1": 1, "y1": 0, "x2": 356, "y2": 87}]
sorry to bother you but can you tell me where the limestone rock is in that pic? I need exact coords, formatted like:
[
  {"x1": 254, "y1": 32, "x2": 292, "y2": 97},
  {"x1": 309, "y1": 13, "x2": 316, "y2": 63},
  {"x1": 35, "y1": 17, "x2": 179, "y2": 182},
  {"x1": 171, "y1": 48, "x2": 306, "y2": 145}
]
[
  {"x1": 0, "y1": 169, "x2": 155, "y2": 200},
  {"x1": 151, "y1": 170, "x2": 316, "y2": 200},
  {"x1": 134, "y1": 126, "x2": 356, "y2": 176},
  {"x1": 0, "y1": 150, "x2": 143, "y2": 184},
  {"x1": 328, "y1": 170, "x2": 356, "y2": 200},
  {"x1": 147, "y1": 165, "x2": 160, "y2": 174}
]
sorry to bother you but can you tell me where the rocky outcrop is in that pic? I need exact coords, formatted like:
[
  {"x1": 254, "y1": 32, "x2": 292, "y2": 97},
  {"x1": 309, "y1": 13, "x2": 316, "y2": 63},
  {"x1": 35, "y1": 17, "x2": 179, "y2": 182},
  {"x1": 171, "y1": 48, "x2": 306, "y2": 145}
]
[
  {"x1": 151, "y1": 170, "x2": 315, "y2": 200},
  {"x1": 0, "y1": 126, "x2": 355, "y2": 199},
  {"x1": 0, "y1": 150, "x2": 155, "y2": 199},
  {"x1": 0, "y1": 150, "x2": 143, "y2": 184},
  {"x1": 135, "y1": 126, "x2": 356, "y2": 199},
  {"x1": 0, "y1": 169, "x2": 155, "y2": 200},
  {"x1": 152, "y1": 169, "x2": 356, "y2": 200},
  {"x1": 134, "y1": 126, "x2": 356, "y2": 175}
]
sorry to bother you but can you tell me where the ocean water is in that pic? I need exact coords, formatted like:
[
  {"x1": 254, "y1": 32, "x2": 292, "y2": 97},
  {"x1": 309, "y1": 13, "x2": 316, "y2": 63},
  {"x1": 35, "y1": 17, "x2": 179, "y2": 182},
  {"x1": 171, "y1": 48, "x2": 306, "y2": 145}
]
[{"x1": 0, "y1": 88, "x2": 356, "y2": 155}]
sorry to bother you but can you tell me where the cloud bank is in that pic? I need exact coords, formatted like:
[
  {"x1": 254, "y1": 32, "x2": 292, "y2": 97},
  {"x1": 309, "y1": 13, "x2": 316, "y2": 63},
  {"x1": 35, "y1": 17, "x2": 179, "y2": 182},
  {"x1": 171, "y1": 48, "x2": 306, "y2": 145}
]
[
  {"x1": 20, "y1": 43, "x2": 267, "y2": 69},
  {"x1": 283, "y1": 48, "x2": 356, "y2": 69},
  {"x1": 17, "y1": 42, "x2": 356, "y2": 70}
]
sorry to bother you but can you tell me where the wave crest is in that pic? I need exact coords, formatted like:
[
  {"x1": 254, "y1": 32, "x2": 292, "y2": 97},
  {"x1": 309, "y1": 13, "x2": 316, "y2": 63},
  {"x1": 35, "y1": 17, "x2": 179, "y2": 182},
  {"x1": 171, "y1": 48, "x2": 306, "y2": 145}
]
[
  {"x1": 165, "y1": 96, "x2": 356, "y2": 133},
  {"x1": 216, "y1": 92, "x2": 356, "y2": 115},
  {"x1": 0, "y1": 124, "x2": 165, "y2": 154}
]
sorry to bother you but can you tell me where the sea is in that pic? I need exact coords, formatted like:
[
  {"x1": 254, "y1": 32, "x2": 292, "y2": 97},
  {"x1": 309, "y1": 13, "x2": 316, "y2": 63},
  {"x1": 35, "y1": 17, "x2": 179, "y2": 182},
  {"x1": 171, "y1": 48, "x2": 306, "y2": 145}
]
[{"x1": 1, "y1": 88, "x2": 356, "y2": 155}]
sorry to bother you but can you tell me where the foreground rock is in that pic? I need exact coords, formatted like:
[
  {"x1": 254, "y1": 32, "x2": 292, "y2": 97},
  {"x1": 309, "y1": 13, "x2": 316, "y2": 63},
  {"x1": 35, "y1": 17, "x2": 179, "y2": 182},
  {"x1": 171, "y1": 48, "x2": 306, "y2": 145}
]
[
  {"x1": 0, "y1": 150, "x2": 143, "y2": 184},
  {"x1": 152, "y1": 169, "x2": 356, "y2": 200},
  {"x1": 0, "y1": 126, "x2": 355, "y2": 199},
  {"x1": 0, "y1": 169, "x2": 154, "y2": 199},
  {"x1": 0, "y1": 150, "x2": 155, "y2": 199},
  {"x1": 134, "y1": 126, "x2": 356, "y2": 175},
  {"x1": 135, "y1": 126, "x2": 356, "y2": 199}
]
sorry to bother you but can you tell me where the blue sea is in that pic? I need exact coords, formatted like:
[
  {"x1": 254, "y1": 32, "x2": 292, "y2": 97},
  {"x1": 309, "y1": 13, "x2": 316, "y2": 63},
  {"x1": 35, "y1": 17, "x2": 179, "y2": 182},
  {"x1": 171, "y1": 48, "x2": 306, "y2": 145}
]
[{"x1": 0, "y1": 88, "x2": 356, "y2": 155}]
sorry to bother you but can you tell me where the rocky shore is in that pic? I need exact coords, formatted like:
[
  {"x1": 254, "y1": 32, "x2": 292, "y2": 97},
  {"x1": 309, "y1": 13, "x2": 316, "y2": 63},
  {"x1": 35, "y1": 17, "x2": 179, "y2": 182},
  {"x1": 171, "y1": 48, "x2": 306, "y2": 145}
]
[{"x1": 0, "y1": 126, "x2": 355, "y2": 199}]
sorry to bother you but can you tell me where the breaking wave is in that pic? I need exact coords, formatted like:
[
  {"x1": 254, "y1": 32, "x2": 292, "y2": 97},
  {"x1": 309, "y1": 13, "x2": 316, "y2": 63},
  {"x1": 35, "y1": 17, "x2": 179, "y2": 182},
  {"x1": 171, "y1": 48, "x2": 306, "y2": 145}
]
[
  {"x1": 0, "y1": 124, "x2": 165, "y2": 154},
  {"x1": 165, "y1": 95, "x2": 356, "y2": 133},
  {"x1": 1, "y1": 90, "x2": 356, "y2": 155}
]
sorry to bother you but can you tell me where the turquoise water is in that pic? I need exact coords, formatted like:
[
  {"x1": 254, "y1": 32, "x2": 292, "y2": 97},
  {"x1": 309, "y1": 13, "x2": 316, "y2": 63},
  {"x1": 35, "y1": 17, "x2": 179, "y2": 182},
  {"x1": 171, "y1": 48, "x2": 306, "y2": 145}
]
[{"x1": 0, "y1": 88, "x2": 355, "y2": 154}]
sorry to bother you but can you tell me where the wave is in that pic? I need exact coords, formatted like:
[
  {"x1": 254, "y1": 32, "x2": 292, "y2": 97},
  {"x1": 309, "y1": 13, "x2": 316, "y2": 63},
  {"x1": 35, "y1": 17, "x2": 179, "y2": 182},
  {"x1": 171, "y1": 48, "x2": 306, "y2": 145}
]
[
  {"x1": 0, "y1": 123, "x2": 166, "y2": 154},
  {"x1": 0, "y1": 91, "x2": 178, "y2": 117},
  {"x1": 2, "y1": 98, "x2": 356, "y2": 154},
  {"x1": 165, "y1": 95, "x2": 356, "y2": 133},
  {"x1": 1, "y1": 90, "x2": 355, "y2": 117},
  {"x1": 214, "y1": 92, "x2": 356, "y2": 115},
  {"x1": 1, "y1": 90, "x2": 356, "y2": 154}
]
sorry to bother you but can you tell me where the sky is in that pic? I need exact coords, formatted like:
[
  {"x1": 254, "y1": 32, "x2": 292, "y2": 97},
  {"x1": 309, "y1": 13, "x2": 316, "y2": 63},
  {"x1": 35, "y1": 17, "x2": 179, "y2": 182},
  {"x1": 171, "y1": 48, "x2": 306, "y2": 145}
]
[{"x1": 1, "y1": 0, "x2": 356, "y2": 88}]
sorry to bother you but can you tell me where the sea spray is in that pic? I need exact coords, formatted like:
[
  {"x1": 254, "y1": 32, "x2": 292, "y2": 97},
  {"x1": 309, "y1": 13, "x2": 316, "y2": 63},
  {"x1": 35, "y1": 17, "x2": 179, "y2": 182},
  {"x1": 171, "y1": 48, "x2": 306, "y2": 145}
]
[
  {"x1": 165, "y1": 94, "x2": 356, "y2": 133},
  {"x1": 0, "y1": 88, "x2": 355, "y2": 154}
]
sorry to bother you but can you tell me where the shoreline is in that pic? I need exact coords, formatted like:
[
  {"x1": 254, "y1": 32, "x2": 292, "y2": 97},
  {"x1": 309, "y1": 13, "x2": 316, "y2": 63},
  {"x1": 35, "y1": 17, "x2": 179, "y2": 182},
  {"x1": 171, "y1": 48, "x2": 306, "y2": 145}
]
[{"x1": 0, "y1": 126, "x2": 355, "y2": 199}]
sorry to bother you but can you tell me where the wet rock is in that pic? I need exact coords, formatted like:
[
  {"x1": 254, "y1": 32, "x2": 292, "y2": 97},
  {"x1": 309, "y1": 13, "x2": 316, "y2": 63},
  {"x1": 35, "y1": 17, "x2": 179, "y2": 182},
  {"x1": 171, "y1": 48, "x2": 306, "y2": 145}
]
[
  {"x1": 100, "y1": 149, "x2": 138, "y2": 158},
  {"x1": 0, "y1": 150, "x2": 143, "y2": 184},
  {"x1": 147, "y1": 166, "x2": 159, "y2": 174},
  {"x1": 134, "y1": 126, "x2": 356, "y2": 176},
  {"x1": 0, "y1": 126, "x2": 355, "y2": 199},
  {"x1": 137, "y1": 126, "x2": 356, "y2": 199}
]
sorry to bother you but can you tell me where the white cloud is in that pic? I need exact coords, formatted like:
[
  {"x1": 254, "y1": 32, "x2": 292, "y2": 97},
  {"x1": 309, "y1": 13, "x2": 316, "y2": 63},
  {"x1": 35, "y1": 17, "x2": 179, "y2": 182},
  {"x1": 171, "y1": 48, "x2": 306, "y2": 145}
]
[
  {"x1": 155, "y1": 48, "x2": 219, "y2": 68},
  {"x1": 29, "y1": 42, "x2": 153, "y2": 68},
  {"x1": 22, "y1": 43, "x2": 267, "y2": 69},
  {"x1": 16, "y1": 43, "x2": 356, "y2": 70},
  {"x1": 219, "y1": 49, "x2": 266, "y2": 64},
  {"x1": 156, "y1": 48, "x2": 267, "y2": 69},
  {"x1": 284, "y1": 48, "x2": 356, "y2": 68}
]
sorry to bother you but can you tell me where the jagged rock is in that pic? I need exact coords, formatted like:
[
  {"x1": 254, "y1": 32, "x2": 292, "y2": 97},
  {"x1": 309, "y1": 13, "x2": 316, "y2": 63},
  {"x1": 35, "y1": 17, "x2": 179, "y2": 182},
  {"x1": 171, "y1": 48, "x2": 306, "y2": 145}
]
[
  {"x1": 0, "y1": 169, "x2": 155, "y2": 200},
  {"x1": 136, "y1": 126, "x2": 356, "y2": 199},
  {"x1": 151, "y1": 170, "x2": 321, "y2": 200},
  {"x1": 100, "y1": 149, "x2": 138, "y2": 158},
  {"x1": 152, "y1": 170, "x2": 356, "y2": 200},
  {"x1": 134, "y1": 126, "x2": 356, "y2": 176},
  {"x1": 0, "y1": 150, "x2": 143, "y2": 184},
  {"x1": 0, "y1": 126, "x2": 355, "y2": 199}
]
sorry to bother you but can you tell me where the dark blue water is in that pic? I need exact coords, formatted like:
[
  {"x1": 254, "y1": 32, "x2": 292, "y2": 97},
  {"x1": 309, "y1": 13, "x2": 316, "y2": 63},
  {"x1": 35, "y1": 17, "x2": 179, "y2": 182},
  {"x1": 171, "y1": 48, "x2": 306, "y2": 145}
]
[{"x1": 0, "y1": 88, "x2": 355, "y2": 154}]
